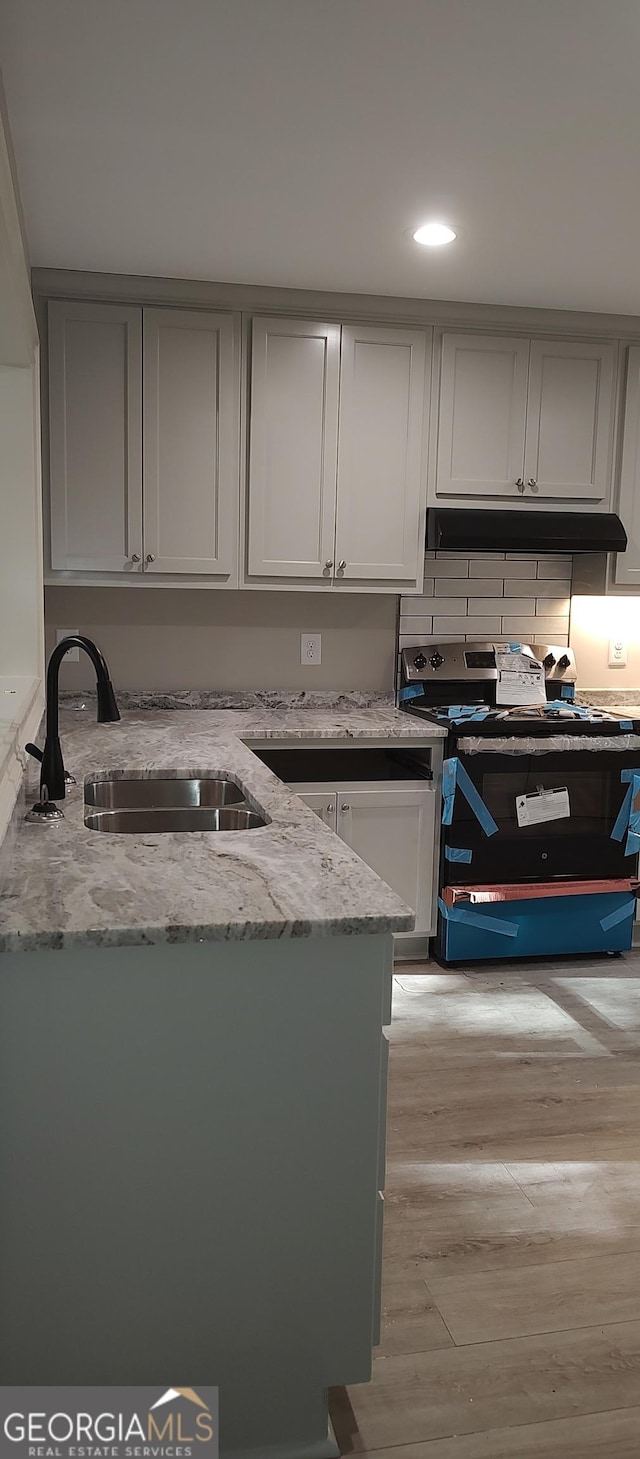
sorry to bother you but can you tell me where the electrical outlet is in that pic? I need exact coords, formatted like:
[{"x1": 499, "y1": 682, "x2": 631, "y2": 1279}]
[
  {"x1": 56, "y1": 628, "x2": 80, "y2": 662},
  {"x1": 301, "y1": 633, "x2": 321, "y2": 666},
  {"x1": 608, "y1": 637, "x2": 628, "y2": 668}
]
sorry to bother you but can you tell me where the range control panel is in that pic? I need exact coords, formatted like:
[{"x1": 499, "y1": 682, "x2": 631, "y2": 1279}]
[{"x1": 401, "y1": 640, "x2": 577, "y2": 685}]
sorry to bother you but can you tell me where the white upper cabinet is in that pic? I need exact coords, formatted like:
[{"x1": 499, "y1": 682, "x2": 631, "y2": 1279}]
[
  {"x1": 247, "y1": 317, "x2": 340, "y2": 580},
  {"x1": 524, "y1": 340, "x2": 615, "y2": 501},
  {"x1": 246, "y1": 317, "x2": 429, "y2": 588},
  {"x1": 335, "y1": 326, "x2": 428, "y2": 583},
  {"x1": 436, "y1": 333, "x2": 529, "y2": 499},
  {"x1": 48, "y1": 301, "x2": 143, "y2": 572},
  {"x1": 614, "y1": 346, "x2": 640, "y2": 587},
  {"x1": 48, "y1": 301, "x2": 240, "y2": 581},
  {"x1": 143, "y1": 309, "x2": 239, "y2": 577},
  {"x1": 434, "y1": 331, "x2": 617, "y2": 507}
]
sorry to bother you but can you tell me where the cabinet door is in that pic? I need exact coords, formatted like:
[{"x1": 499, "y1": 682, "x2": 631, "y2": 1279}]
[
  {"x1": 297, "y1": 791, "x2": 337, "y2": 831},
  {"x1": 524, "y1": 339, "x2": 616, "y2": 501},
  {"x1": 334, "y1": 326, "x2": 428, "y2": 582},
  {"x1": 143, "y1": 309, "x2": 239, "y2": 576},
  {"x1": 247, "y1": 317, "x2": 340, "y2": 579},
  {"x1": 48, "y1": 300, "x2": 142, "y2": 572},
  {"x1": 436, "y1": 332, "x2": 529, "y2": 497},
  {"x1": 614, "y1": 346, "x2": 640, "y2": 586},
  {"x1": 337, "y1": 786, "x2": 437, "y2": 935}
]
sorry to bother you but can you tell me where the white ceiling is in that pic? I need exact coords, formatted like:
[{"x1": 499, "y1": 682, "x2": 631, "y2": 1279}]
[{"x1": 2, "y1": 0, "x2": 640, "y2": 314}]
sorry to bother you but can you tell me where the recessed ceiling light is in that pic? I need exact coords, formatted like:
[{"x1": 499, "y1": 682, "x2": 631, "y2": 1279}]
[{"x1": 413, "y1": 222, "x2": 457, "y2": 246}]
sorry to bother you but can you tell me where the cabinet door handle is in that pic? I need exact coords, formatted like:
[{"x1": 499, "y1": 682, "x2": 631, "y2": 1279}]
[
  {"x1": 338, "y1": 559, "x2": 347, "y2": 572},
  {"x1": 130, "y1": 553, "x2": 141, "y2": 563},
  {"x1": 326, "y1": 804, "x2": 333, "y2": 814},
  {"x1": 515, "y1": 478, "x2": 525, "y2": 492},
  {"x1": 340, "y1": 803, "x2": 350, "y2": 812},
  {"x1": 528, "y1": 478, "x2": 538, "y2": 492},
  {"x1": 324, "y1": 559, "x2": 334, "y2": 574},
  {"x1": 146, "y1": 553, "x2": 156, "y2": 564}
]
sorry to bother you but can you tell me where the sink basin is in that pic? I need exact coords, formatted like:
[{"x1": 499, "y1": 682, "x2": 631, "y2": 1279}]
[
  {"x1": 84, "y1": 777, "x2": 268, "y2": 833},
  {"x1": 85, "y1": 806, "x2": 267, "y2": 834},
  {"x1": 85, "y1": 776, "x2": 246, "y2": 810}
]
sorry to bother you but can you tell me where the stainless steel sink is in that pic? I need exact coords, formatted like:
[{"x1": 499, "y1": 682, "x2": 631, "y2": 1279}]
[
  {"x1": 85, "y1": 776, "x2": 246, "y2": 810},
  {"x1": 84, "y1": 777, "x2": 268, "y2": 833},
  {"x1": 85, "y1": 806, "x2": 267, "y2": 834}
]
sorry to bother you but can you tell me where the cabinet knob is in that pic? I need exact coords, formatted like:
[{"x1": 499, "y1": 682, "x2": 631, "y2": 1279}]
[
  {"x1": 515, "y1": 478, "x2": 525, "y2": 492},
  {"x1": 338, "y1": 560, "x2": 347, "y2": 572},
  {"x1": 146, "y1": 553, "x2": 156, "y2": 564},
  {"x1": 340, "y1": 803, "x2": 350, "y2": 812},
  {"x1": 324, "y1": 559, "x2": 334, "y2": 573},
  {"x1": 326, "y1": 804, "x2": 333, "y2": 814},
  {"x1": 130, "y1": 553, "x2": 141, "y2": 563},
  {"x1": 528, "y1": 478, "x2": 538, "y2": 492}
]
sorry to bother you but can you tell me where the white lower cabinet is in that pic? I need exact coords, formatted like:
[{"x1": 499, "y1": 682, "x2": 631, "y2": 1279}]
[
  {"x1": 297, "y1": 790, "x2": 337, "y2": 831},
  {"x1": 299, "y1": 782, "x2": 437, "y2": 937}
]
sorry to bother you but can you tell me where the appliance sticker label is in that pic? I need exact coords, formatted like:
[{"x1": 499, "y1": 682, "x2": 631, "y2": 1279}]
[
  {"x1": 516, "y1": 787, "x2": 570, "y2": 828},
  {"x1": 495, "y1": 649, "x2": 546, "y2": 707}
]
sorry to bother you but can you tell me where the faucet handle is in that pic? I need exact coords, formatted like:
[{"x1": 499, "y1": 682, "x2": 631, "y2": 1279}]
[{"x1": 25, "y1": 743, "x2": 76, "y2": 785}]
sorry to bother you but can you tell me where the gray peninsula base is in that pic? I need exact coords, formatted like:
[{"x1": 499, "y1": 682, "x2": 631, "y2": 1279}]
[{"x1": 0, "y1": 932, "x2": 392, "y2": 1459}]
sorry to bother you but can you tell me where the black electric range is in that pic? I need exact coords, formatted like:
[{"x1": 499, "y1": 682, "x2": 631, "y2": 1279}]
[{"x1": 397, "y1": 641, "x2": 640, "y2": 964}]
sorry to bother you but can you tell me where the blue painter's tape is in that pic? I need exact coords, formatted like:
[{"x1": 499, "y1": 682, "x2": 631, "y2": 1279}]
[
  {"x1": 442, "y1": 757, "x2": 456, "y2": 825},
  {"x1": 560, "y1": 683, "x2": 574, "y2": 700},
  {"x1": 438, "y1": 898, "x2": 518, "y2": 937},
  {"x1": 440, "y1": 757, "x2": 499, "y2": 836},
  {"x1": 545, "y1": 699, "x2": 592, "y2": 717},
  {"x1": 508, "y1": 643, "x2": 521, "y2": 652},
  {"x1": 447, "y1": 706, "x2": 489, "y2": 720},
  {"x1": 398, "y1": 684, "x2": 423, "y2": 702},
  {"x1": 445, "y1": 846, "x2": 473, "y2": 863},
  {"x1": 611, "y1": 770, "x2": 640, "y2": 855},
  {"x1": 454, "y1": 758, "x2": 499, "y2": 836},
  {"x1": 626, "y1": 773, "x2": 640, "y2": 855},
  {"x1": 611, "y1": 782, "x2": 632, "y2": 842},
  {"x1": 600, "y1": 898, "x2": 636, "y2": 932},
  {"x1": 620, "y1": 720, "x2": 634, "y2": 730}
]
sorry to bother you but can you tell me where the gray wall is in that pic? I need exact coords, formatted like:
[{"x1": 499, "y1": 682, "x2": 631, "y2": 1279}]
[{"x1": 44, "y1": 586, "x2": 397, "y2": 692}]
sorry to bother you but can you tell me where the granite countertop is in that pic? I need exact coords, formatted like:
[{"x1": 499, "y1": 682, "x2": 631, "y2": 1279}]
[{"x1": 0, "y1": 693, "x2": 445, "y2": 954}]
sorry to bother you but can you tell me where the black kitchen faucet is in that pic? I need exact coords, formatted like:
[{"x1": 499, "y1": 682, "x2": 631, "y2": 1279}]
[{"x1": 27, "y1": 635, "x2": 120, "y2": 807}]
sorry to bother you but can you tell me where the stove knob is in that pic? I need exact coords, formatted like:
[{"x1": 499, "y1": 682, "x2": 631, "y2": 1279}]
[
  {"x1": 543, "y1": 652, "x2": 556, "y2": 670},
  {"x1": 429, "y1": 652, "x2": 445, "y2": 670},
  {"x1": 413, "y1": 652, "x2": 427, "y2": 671},
  {"x1": 557, "y1": 654, "x2": 571, "y2": 670}
]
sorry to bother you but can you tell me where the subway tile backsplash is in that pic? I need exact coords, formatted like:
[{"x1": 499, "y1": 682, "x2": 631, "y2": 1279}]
[{"x1": 399, "y1": 551, "x2": 572, "y2": 654}]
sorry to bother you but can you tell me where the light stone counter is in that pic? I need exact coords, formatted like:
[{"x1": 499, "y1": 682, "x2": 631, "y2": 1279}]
[{"x1": 0, "y1": 693, "x2": 444, "y2": 953}]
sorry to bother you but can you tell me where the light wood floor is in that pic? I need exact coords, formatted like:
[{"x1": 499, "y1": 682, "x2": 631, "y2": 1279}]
[{"x1": 330, "y1": 954, "x2": 640, "y2": 1457}]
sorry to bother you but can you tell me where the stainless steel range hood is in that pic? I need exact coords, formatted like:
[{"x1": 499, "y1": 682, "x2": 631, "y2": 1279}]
[{"x1": 426, "y1": 508, "x2": 627, "y2": 554}]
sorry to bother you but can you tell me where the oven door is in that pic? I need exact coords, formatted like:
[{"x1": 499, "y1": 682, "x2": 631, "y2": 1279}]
[{"x1": 442, "y1": 748, "x2": 640, "y2": 885}]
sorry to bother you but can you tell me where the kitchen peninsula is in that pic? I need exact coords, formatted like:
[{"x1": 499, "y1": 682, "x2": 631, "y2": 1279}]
[{"x1": 0, "y1": 695, "x2": 444, "y2": 1459}]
